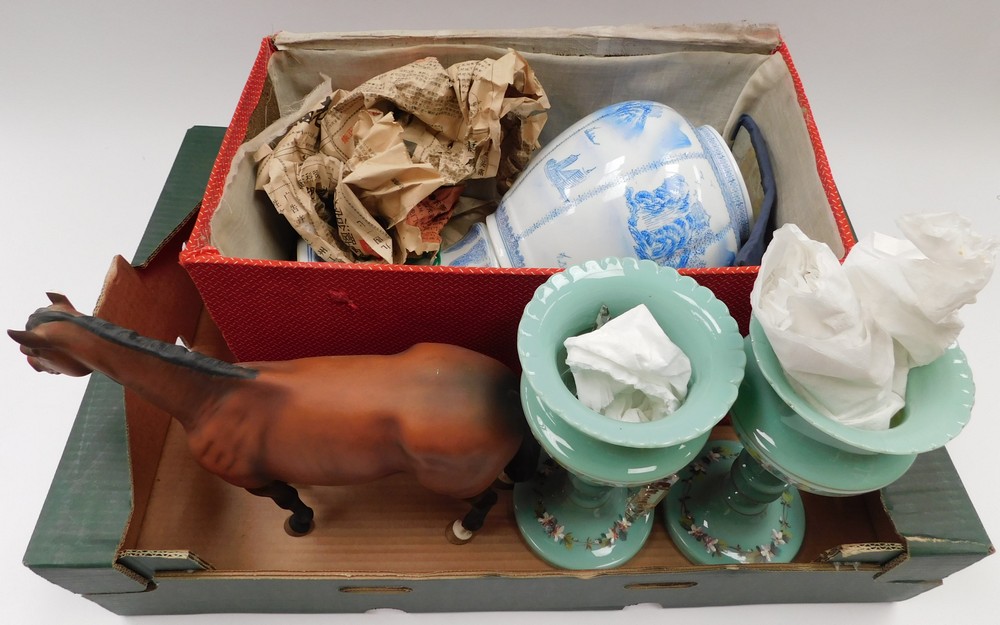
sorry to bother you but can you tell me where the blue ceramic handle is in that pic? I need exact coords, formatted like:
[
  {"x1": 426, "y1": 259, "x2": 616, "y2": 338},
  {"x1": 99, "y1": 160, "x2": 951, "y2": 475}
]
[{"x1": 731, "y1": 114, "x2": 777, "y2": 267}]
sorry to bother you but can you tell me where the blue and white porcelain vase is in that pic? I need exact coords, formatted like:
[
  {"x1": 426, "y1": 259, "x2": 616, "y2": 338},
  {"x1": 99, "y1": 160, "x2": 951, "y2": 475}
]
[{"x1": 439, "y1": 101, "x2": 753, "y2": 269}]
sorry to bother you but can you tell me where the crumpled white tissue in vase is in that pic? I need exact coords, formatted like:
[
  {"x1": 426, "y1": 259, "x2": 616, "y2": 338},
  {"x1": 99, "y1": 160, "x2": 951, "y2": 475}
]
[
  {"x1": 843, "y1": 213, "x2": 998, "y2": 368},
  {"x1": 752, "y1": 213, "x2": 997, "y2": 431},
  {"x1": 565, "y1": 304, "x2": 691, "y2": 423}
]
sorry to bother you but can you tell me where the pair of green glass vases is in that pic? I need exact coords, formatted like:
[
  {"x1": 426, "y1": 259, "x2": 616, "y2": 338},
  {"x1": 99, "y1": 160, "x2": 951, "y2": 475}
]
[{"x1": 513, "y1": 257, "x2": 974, "y2": 569}]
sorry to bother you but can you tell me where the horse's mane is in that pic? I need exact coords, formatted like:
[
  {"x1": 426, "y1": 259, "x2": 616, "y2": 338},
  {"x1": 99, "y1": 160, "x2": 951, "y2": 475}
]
[{"x1": 27, "y1": 310, "x2": 258, "y2": 380}]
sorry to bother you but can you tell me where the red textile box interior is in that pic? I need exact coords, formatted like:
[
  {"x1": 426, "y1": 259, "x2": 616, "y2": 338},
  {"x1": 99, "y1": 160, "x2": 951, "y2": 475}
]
[{"x1": 180, "y1": 26, "x2": 854, "y2": 370}]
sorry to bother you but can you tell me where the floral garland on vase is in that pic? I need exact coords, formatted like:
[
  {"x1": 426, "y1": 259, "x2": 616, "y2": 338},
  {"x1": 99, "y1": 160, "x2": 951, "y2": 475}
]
[
  {"x1": 532, "y1": 459, "x2": 678, "y2": 551},
  {"x1": 676, "y1": 445, "x2": 794, "y2": 563}
]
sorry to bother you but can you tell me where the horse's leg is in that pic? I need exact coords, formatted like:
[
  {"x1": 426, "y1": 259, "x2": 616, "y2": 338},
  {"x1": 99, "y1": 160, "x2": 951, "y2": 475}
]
[
  {"x1": 446, "y1": 488, "x2": 499, "y2": 545},
  {"x1": 247, "y1": 481, "x2": 315, "y2": 537},
  {"x1": 495, "y1": 436, "x2": 541, "y2": 488}
]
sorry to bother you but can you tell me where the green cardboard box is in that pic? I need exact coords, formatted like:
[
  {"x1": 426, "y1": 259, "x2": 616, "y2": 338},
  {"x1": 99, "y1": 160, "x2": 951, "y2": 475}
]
[{"x1": 20, "y1": 125, "x2": 994, "y2": 615}]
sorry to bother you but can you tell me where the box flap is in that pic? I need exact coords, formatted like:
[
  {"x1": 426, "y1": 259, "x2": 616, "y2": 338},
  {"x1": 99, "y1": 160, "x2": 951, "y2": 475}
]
[
  {"x1": 876, "y1": 447, "x2": 994, "y2": 582},
  {"x1": 818, "y1": 543, "x2": 906, "y2": 566},
  {"x1": 24, "y1": 126, "x2": 228, "y2": 596},
  {"x1": 118, "y1": 550, "x2": 212, "y2": 584},
  {"x1": 22, "y1": 373, "x2": 144, "y2": 595},
  {"x1": 272, "y1": 24, "x2": 782, "y2": 55},
  {"x1": 132, "y1": 126, "x2": 227, "y2": 267}
]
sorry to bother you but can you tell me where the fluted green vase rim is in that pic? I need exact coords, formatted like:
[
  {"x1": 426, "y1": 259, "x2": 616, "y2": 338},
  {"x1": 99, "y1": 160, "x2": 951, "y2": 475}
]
[
  {"x1": 749, "y1": 315, "x2": 975, "y2": 455},
  {"x1": 518, "y1": 257, "x2": 745, "y2": 449}
]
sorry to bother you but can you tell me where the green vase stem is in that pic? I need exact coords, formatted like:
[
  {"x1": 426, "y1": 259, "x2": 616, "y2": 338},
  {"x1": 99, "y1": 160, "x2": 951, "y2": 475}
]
[
  {"x1": 726, "y1": 448, "x2": 789, "y2": 516},
  {"x1": 567, "y1": 473, "x2": 614, "y2": 508},
  {"x1": 664, "y1": 440, "x2": 806, "y2": 565}
]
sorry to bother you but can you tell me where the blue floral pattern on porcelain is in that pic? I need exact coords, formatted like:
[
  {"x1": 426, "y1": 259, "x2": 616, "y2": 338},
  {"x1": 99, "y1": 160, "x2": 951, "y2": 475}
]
[{"x1": 625, "y1": 174, "x2": 732, "y2": 268}]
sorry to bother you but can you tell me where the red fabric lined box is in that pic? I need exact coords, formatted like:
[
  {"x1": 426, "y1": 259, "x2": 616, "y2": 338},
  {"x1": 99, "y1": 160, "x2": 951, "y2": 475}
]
[{"x1": 180, "y1": 26, "x2": 855, "y2": 371}]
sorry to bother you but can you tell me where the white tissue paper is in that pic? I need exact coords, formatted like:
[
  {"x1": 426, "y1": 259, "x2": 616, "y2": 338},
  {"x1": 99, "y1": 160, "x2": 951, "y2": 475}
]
[
  {"x1": 565, "y1": 304, "x2": 691, "y2": 423},
  {"x1": 843, "y1": 213, "x2": 998, "y2": 368},
  {"x1": 752, "y1": 213, "x2": 997, "y2": 430},
  {"x1": 750, "y1": 224, "x2": 901, "y2": 429}
]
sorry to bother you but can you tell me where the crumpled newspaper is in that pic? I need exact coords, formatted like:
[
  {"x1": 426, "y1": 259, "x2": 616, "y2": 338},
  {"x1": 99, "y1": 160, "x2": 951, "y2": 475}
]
[
  {"x1": 751, "y1": 214, "x2": 997, "y2": 430},
  {"x1": 254, "y1": 51, "x2": 549, "y2": 264},
  {"x1": 565, "y1": 304, "x2": 692, "y2": 423}
]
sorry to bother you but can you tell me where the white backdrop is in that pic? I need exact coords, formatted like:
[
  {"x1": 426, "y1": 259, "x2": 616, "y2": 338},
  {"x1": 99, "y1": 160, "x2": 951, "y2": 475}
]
[{"x1": 2, "y1": 2, "x2": 998, "y2": 624}]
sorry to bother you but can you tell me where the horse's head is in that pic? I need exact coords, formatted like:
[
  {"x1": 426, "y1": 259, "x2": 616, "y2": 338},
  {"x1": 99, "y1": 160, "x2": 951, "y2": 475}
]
[{"x1": 8, "y1": 293, "x2": 93, "y2": 376}]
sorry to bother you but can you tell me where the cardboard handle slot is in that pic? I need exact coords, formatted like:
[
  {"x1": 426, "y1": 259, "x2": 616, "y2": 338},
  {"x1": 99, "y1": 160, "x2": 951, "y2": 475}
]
[
  {"x1": 339, "y1": 586, "x2": 413, "y2": 595},
  {"x1": 624, "y1": 582, "x2": 698, "y2": 591}
]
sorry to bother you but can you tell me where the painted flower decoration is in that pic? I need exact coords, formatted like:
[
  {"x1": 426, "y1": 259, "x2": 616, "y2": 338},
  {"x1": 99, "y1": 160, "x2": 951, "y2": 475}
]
[
  {"x1": 537, "y1": 511, "x2": 568, "y2": 544},
  {"x1": 529, "y1": 459, "x2": 671, "y2": 552},
  {"x1": 625, "y1": 174, "x2": 723, "y2": 268},
  {"x1": 551, "y1": 524, "x2": 566, "y2": 542},
  {"x1": 758, "y1": 544, "x2": 774, "y2": 562},
  {"x1": 674, "y1": 446, "x2": 797, "y2": 564},
  {"x1": 704, "y1": 537, "x2": 719, "y2": 554}
]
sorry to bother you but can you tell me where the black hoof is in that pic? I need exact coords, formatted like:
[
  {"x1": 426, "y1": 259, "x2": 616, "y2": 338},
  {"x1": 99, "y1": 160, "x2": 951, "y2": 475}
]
[{"x1": 285, "y1": 515, "x2": 315, "y2": 537}]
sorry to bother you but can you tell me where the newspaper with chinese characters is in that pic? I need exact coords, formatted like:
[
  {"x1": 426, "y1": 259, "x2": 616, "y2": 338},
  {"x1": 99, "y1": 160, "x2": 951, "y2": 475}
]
[{"x1": 253, "y1": 50, "x2": 549, "y2": 264}]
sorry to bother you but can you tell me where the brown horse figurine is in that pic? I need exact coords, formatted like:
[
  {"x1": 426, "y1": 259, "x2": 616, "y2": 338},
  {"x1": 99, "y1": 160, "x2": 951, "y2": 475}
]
[{"x1": 10, "y1": 293, "x2": 536, "y2": 542}]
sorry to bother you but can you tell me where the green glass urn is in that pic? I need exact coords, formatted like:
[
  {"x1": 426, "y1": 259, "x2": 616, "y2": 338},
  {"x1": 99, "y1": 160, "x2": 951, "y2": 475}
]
[
  {"x1": 514, "y1": 257, "x2": 745, "y2": 570},
  {"x1": 663, "y1": 316, "x2": 976, "y2": 566}
]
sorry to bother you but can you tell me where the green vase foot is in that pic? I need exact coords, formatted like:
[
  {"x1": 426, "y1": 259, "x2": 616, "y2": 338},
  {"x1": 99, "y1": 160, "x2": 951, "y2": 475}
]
[
  {"x1": 513, "y1": 461, "x2": 654, "y2": 570},
  {"x1": 664, "y1": 439, "x2": 805, "y2": 564}
]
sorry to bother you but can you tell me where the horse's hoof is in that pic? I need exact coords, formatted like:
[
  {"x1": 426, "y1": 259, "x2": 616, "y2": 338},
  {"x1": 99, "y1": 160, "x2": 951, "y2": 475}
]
[
  {"x1": 285, "y1": 516, "x2": 315, "y2": 537},
  {"x1": 445, "y1": 520, "x2": 474, "y2": 545},
  {"x1": 492, "y1": 472, "x2": 515, "y2": 490}
]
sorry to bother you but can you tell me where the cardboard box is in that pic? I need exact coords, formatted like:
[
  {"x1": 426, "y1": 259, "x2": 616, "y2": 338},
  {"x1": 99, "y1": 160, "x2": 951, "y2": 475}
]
[
  {"x1": 23, "y1": 126, "x2": 994, "y2": 615},
  {"x1": 179, "y1": 25, "x2": 856, "y2": 371}
]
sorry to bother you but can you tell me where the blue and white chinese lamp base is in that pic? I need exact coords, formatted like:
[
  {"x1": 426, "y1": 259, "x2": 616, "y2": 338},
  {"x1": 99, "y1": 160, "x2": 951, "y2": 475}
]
[{"x1": 438, "y1": 100, "x2": 753, "y2": 270}]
